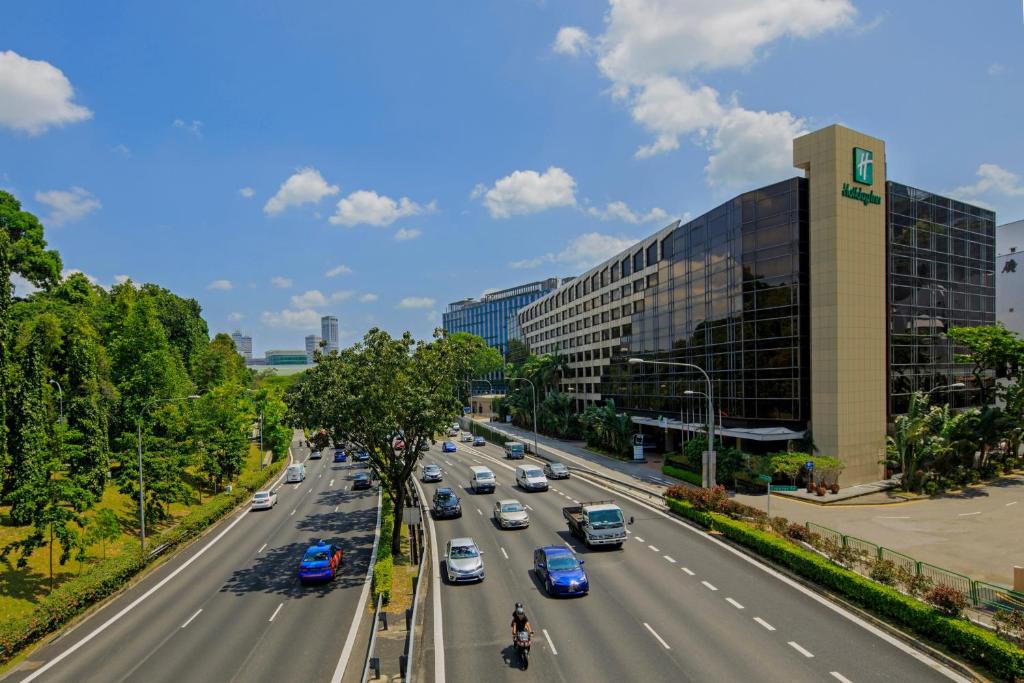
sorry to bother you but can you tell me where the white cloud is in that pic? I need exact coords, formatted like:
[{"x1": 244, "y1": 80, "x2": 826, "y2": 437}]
[
  {"x1": 260, "y1": 308, "x2": 320, "y2": 329},
  {"x1": 950, "y1": 164, "x2": 1024, "y2": 200},
  {"x1": 553, "y1": 26, "x2": 592, "y2": 56},
  {"x1": 34, "y1": 186, "x2": 101, "y2": 226},
  {"x1": 325, "y1": 264, "x2": 353, "y2": 277},
  {"x1": 207, "y1": 279, "x2": 233, "y2": 291},
  {"x1": 331, "y1": 290, "x2": 354, "y2": 302},
  {"x1": 291, "y1": 289, "x2": 328, "y2": 308},
  {"x1": 270, "y1": 276, "x2": 293, "y2": 288},
  {"x1": 988, "y1": 63, "x2": 1007, "y2": 77},
  {"x1": 173, "y1": 118, "x2": 202, "y2": 137},
  {"x1": 11, "y1": 273, "x2": 39, "y2": 296},
  {"x1": 113, "y1": 274, "x2": 130, "y2": 285},
  {"x1": 394, "y1": 227, "x2": 422, "y2": 241},
  {"x1": 113, "y1": 144, "x2": 131, "y2": 158},
  {"x1": 555, "y1": 0, "x2": 852, "y2": 186},
  {"x1": 587, "y1": 200, "x2": 668, "y2": 224},
  {"x1": 475, "y1": 167, "x2": 577, "y2": 219},
  {"x1": 398, "y1": 297, "x2": 435, "y2": 309},
  {"x1": 0, "y1": 50, "x2": 92, "y2": 135},
  {"x1": 359, "y1": 293, "x2": 379, "y2": 303},
  {"x1": 510, "y1": 232, "x2": 636, "y2": 271},
  {"x1": 264, "y1": 168, "x2": 339, "y2": 215},
  {"x1": 329, "y1": 190, "x2": 434, "y2": 227},
  {"x1": 239, "y1": 186, "x2": 255, "y2": 198},
  {"x1": 228, "y1": 312, "x2": 245, "y2": 322}
]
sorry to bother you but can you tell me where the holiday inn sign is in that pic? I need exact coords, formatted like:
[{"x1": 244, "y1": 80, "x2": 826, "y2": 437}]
[{"x1": 841, "y1": 146, "x2": 881, "y2": 206}]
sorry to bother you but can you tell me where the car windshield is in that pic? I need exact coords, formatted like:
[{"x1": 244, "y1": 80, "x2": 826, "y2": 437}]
[
  {"x1": 477, "y1": 473, "x2": 493, "y2": 480},
  {"x1": 551, "y1": 464, "x2": 566, "y2": 472},
  {"x1": 304, "y1": 548, "x2": 330, "y2": 562},
  {"x1": 589, "y1": 509, "x2": 624, "y2": 529},
  {"x1": 525, "y1": 469, "x2": 543, "y2": 478},
  {"x1": 355, "y1": 474, "x2": 368, "y2": 480},
  {"x1": 436, "y1": 493, "x2": 455, "y2": 503},
  {"x1": 425, "y1": 465, "x2": 439, "y2": 472},
  {"x1": 254, "y1": 492, "x2": 269, "y2": 499},
  {"x1": 501, "y1": 503, "x2": 523, "y2": 513},
  {"x1": 449, "y1": 544, "x2": 478, "y2": 559},
  {"x1": 547, "y1": 555, "x2": 579, "y2": 571}
]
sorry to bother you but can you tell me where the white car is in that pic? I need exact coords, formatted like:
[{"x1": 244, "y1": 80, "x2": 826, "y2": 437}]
[
  {"x1": 250, "y1": 490, "x2": 278, "y2": 510},
  {"x1": 448, "y1": 427, "x2": 460, "y2": 437},
  {"x1": 460, "y1": 431, "x2": 473, "y2": 442}
]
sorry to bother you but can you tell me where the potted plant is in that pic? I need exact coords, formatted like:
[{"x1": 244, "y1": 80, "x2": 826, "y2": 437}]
[
  {"x1": 830, "y1": 483, "x2": 840, "y2": 494},
  {"x1": 816, "y1": 485, "x2": 826, "y2": 496}
]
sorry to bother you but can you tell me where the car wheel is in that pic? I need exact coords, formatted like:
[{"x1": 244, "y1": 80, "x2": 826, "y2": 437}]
[{"x1": 546, "y1": 578, "x2": 554, "y2": 596}]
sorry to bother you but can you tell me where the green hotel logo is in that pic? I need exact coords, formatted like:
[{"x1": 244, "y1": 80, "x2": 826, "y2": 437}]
[
  {"x1": 853, "y1": 147, "x2": 873, "y2": 185},
  {"x1": 842, "y1": 183, "x2": 881, "y2": 206}
]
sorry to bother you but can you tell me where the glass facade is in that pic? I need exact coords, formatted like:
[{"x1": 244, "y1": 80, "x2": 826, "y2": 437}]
[
  {"x1": 602, "y1": 178, "x2": 809, "y2": 430},
  {"x1": 887, "y1": 182, "x2": 996, "y2": 415}
]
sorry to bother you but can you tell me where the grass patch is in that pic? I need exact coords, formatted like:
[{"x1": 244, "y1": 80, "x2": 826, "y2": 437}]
[{"x1": 389, "y1": 520, "x2": 420, "y2": 614}]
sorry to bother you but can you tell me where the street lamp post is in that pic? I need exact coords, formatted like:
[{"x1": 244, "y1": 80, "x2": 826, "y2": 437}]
[
  {"x1": 137, "y1": 395, "x2": 200, "y2": 553},
  {"x1": 630, "y1": 358, "x2": 716, "y2": 487},
  {"x1": 924, "y1": 382, "x2": 966, "y2": 404},
  {"x1": 508, "y1": 377, "x2": 538, "y2": 457}
]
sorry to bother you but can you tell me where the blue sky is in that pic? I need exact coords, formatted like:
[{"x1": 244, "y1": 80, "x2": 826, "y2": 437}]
[{"x1": 2, "y1": 1, "x2": 1022, "y2": 354}]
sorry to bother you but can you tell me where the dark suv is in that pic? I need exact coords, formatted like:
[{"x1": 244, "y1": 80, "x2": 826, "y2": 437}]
[{"x1": 432, "y1": 487, "x2": 462, "y2": 519}]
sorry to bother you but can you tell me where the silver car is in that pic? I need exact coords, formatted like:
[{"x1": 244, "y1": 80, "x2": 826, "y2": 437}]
[
  {"x1": 445, "y1": 537, "x2": 485, "y2": 583},
  {"x1": 422, "y1": 463, "x2": 443, "y2": 482},
  {"x1": 493, "y1": 499, "x2": 529, "y2": 529},
  {"x1": 544, "y1": 462, "x2": 570, "y2": 479}
]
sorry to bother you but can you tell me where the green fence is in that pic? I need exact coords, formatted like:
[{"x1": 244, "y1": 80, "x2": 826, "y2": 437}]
[{"x1": 805, "y1": 522, "x2": 1024, "y2": 613}]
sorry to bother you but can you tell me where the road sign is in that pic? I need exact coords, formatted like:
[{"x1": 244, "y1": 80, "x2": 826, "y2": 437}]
[
  {"x1": 658, "y1": 416, "x2": 667, "y2": 428},
  {"x1": 805, "y1": 460, "x2": 814, "y2": 470},
  {"x1": 757, "y1": 474, "x2": 771, "y2": 483},
  {"x1": 463, "y1": 406, "x2": 472, "y2": 414}
]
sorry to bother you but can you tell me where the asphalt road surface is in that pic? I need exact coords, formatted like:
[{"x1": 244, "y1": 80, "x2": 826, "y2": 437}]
[
  {"x1": 415, "y1": 439, "x2": 968, "y2": 683},
  {"x1": 5, "y1": 433, "x2": 379, "y2": 683}
]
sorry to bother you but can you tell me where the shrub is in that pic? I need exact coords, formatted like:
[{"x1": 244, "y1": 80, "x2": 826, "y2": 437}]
[
  {"x1": 663, "y1": 494, "x2": 1024, "y2": 681},
  {"x1": 994, "y1": 609, "x2": 1024, "y2": 643},
  {"x1": 372, "y1": 555, "x2": 394, "y2": 605},
  {"x1": 924, "y1": 585, "x2": 969, "y2": 618},
  {"x1": 785, "y1": 523, "x2": 811, "y2": 542},
  {"x1": 662, "y1": 464, "x2": 703, "y2": 487},
  {"x1": 677, "y1": 485, "x2": 729, "y2": 513},
  {"x1": 894, "y1": 564, "x2": 933, "y2": 598},
  {"x1": 923, "y1": 480, "x2": 938, "y2": 496},
  {"x1": 868, "y1": 559, "x2": 899, "y2": 586},
  {"x1": 768, "y1": 516, "x2": 790, "y2": 537}
]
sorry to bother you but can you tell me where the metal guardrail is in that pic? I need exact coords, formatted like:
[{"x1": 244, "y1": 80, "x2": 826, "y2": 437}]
[
  {"x1": 359, "y1": 594, "x2": 385, "y2": 683},
  {"x1": 805, "y1": 522, "x2": 1024, "y2": 613},
  {"x1": 402, "y1": 489, "x2": 428, "y2": 683}
]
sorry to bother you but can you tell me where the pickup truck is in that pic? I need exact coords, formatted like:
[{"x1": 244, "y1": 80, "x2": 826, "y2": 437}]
[{"x1": 562, "y1": 500, "x2": 626, "y2": 548}]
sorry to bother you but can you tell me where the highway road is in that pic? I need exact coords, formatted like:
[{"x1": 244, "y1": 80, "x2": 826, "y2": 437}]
[
  {"x1": 415, "y1": 438, "x2": 968, "y2": 683},
  {"x1": 5, "y1": 433, "x2": 380, "y2": 683}
]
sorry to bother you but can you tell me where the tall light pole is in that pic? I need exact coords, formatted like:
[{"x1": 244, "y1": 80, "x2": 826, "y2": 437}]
[
  {"x1": 629, "y1": 358, "x2": 716, "y2": 487},
  {"x1": 924, "y1": 382, "x2": 966, "y2": 404},
  {"x1": 137, "y1": 395, "x2": 200, "y2": 553},
  {"x1": 508, "y1": 377, "x2": 538, "y2": 457}
]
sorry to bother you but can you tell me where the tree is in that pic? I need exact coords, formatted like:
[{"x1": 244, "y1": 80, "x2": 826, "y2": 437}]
[
  {"x1": 884, "y1": 392, "x2": 932, "y2": 491},
  {"x1": 86, "y1": 508, "x2": 121, "y2": 559},
  {"x1": 194, "y1": 384, "x2": 249, "y2": 493},
  {"x1": 445, "y1": 332, "x2": 503, "y2": 401},
  {"x1": 947, "y1": 324, "x2": 1024, "y2": 405},
  {"x1": 287, "y1": 328, "x2": 461, "y2": 554},
  {"x1": 506, "y1": 339, "x2": 530, "y2": 365}
]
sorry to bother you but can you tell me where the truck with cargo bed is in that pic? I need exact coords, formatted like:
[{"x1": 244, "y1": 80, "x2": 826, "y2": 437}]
[{"x1": 562, "y1": 500, "x2": 626, "y2": 548}]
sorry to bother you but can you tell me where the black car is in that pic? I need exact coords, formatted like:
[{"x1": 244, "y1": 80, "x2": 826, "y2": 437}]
[
  {"x1": 432, "y1": 487, "x2": 462, "y2": 519},
  {"x1": 352, "y1": 472, "x2": 372, "y2": 490}
]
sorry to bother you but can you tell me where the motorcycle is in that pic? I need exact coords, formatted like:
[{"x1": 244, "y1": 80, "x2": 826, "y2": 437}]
[{"x1": 514, "y1": 630, "x2": 531, "y2": 670}]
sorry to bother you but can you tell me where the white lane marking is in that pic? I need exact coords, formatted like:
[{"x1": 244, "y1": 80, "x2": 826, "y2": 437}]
[
  {"x1": 1006, "y1": 501, "x2": 1017, "y2": 506},
  {"x1": 701, "y1": 581, "x2": 718, "y2": 591},
  {"x1": 726, "y1": 598, "x2": 744, "y2": 609},
  {"x1": 625, "y1": 529, "x2": 632, "y2": 535},
  {"x1": 20, "y1": 447, "x2": 296, "y2": 683},
  {"x1": 647, "y1": 545, "x2": 660, "y2": 552},
  {"x1": 319, "y1": 473, "x2": 322, "y2": 478},
  {"x1": 524, "y1": 504, "x2": 533, "y2": 511},
  {"x1": 663, "y1": 555, "x2": 676, "y2": 563},
  {"x1": 572, "y1": 499, "x2": 580, "y2": 504},
  {"x1": 290, "y1": 508, "x2": 296, "y2": 516},
  {"x1": 635, "y1": 537, "x2": 645, "y2": 543},
  {"x1": 957, "y1": 511, "x2": 981, "y2": 517},
  {"x1": 876, "y1": 516, "x2": 911, "y2": 519},
  {"x1": 308, "y1": 486, "x2": 312, "y2": 493},
  {"x1": 830, "y1": 673, "x2": 853, "y2": 683},
  {"x1": 754, "y1": 617, "x2": 776, "y2": 631},
  {"x1": 788, "y1": 641, "x2": 814, "y2": 658},
  {"x1": 268, "y1": 602, "x2": 284, "y2": 622},
  {"x1": 501, "y1": 547, "x2": 509, "y2": 560},
  {"x1": 334, "y1": 505, "x2": 339, "y2": 512},
  {"x1": 330, "y1": 487, "x2": 383, "y2": 683},
  {"x1": 477, "y1": 508, "x2": 483, "y2": 515},
  {"x1": 180, "y1": 609, "x2": 202, "y2": 629},
  {"x1": 681, "y1": 567, "x2": 695, "y2": 576},
  {"x1": 330, "y1": 479, "x2": 335, "y2": 487},
  {"x1": 257, "y1": 543, "x2": 267, "y2": 553},
  {"x1": 551, "y1": 488, "x2": 559, "y2": 492},
  {"x1": 643, "y1": 622, "x2": 671, "y2": 650},
  {"x1": 543, "y1": 628, "x2": 558, "y2": 655}
]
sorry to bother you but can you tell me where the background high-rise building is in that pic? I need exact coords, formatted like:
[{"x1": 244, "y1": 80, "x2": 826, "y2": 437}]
[
  {"x1": 997, "y1": 218, "x2": 1024, "y2": 337},
  {"x1": 230, "y1": 330, "x2": 252, "y2": 362},
  {"x1": 305, "y1": 334, "x2": 322, "y2": 363},
  {"x1": 321, "y1": 315, "x2": 339, "y2": 354}
]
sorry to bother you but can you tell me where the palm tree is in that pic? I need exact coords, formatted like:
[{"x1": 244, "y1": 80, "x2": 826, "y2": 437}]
[{"x1": 885, "y1": 391, "x2": 931, "y2": 492}]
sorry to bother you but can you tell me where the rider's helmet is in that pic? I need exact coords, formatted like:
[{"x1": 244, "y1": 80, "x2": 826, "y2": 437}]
[{"x1": 515, "y1": 602, "x2": 525, "y2": 616}]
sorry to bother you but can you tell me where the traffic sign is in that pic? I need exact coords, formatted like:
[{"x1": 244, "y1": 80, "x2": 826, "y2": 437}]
[
  {"x1": 757, "y1": 474, "x2": 771, "y2": 482},
  {"x1": 463, "y1": 406, "x2": 472, "y2": 414},
  {"x1": 805, "y1": 460, "x2": 814, "y2": 470}
]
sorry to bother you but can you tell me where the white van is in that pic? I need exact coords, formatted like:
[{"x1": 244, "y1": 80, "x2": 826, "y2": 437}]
[
  {"x1": 286, "y1": 463, "x2": 306, "y2": 483},
  {"x1": 469, "y1": 465, "x2": 496, "y2": 494},
  {"x1": 515, "y1": 464, "x2": 548, "y2": 492}
]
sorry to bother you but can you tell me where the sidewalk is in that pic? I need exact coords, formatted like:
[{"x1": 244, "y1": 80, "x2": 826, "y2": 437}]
[{"x1": 468, "y1": 418, "x2": 1024, "y2": 588}]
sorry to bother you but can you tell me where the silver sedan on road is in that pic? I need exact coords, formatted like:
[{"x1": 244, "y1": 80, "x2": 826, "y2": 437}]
[
  {"x1": 445, "y1": 537, "x2": 485, "y2": 583},
  {"x1": 493, "y1": 499, "x2": 529, "y2": 529},
  {"x1": 422, "y1": 463, "x2": 443, "y2": 482}
]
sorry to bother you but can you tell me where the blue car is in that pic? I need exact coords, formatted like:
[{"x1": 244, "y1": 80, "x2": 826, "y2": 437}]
[
  {"x1": 472, "y1": 436, "x2": 486, "y2": 447},
  {"x1": 333, "y1": 449, "x2": 348, "y2": 462},
  {"x1": 355, "y1": 451, "x2": 370, "y2": 462},
  {"x1": 442, "y1": 441, "x2": 457, "y2": 453},
  {"x1": 298, "y1": 540, "x2": 343, "y2": 583},
  {"x1": 533, "y1": 545, "x2": 588, "y2": 597}
]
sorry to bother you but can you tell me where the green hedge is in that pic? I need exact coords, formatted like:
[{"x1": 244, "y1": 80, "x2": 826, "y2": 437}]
[
  {"x1": 465, "y1": 420, "x2": 509, "y2": 446},
  {"x1": 372, "y1": 493, "x2": 395, "y2": 604},
  {"x1": 662, "y1": 463, "x2": 702, "y2": 487},
  {"x1": 0, "y1": 456, "x2": 287, "y2": 665},
  {"x1": 665, "y1": 497, "x2": 1024, "y2": 681}
]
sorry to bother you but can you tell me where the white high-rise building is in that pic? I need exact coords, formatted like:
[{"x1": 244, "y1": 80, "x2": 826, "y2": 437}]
[
  {"x1": 321, "y1": 315, "x2": 339, "y2": 354},
  {"x1": 230, "y1": 330, "x2": 252, "y2": 362},
  {"x1": 305, "y1": 334, "x2": 322, "y2": 363}
]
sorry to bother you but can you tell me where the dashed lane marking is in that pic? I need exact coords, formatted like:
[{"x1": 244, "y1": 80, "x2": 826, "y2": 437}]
[
  {"x1": 334, "y1": 505, "x2": 339, "y2": 512},
  {"x1": 830, "y1": 673, "x2": 853, "y2": 683},
  {"x1": 725, "y1": 598, "x2": 744, "y2": 609},
  {"x1": 290, "y1": 508, "x2": 296, "y2": 516},
  {"x1": 476, "y1": 508, "x2": 482, "y2": 516},
  {"x1": 634, "y1": 537, "x2": 645, "y2": 543},
  {"x1": 543, "y1": 629, "x2": 558, "y2": 655},
  {"x1": 647, "y1": 545, "x2": 660, "y2": 552},
  {"x1": 643, "y1": 623, "x2": 671, "y2": 650},
  {"x1": 257, "y1": 543, "x2": 267, "y2": 553},
  {"x1": 788, "y1": 641, "x2": 814, "y2": 658},
  {"x1": 957, "y1": 511, "x2": 981, "y2": 517},
  {"x1": 701, "y1": 581, "x2": 718, "y2": 591},
  {"x1": 663, "y1": 556, "x2": 676, "y2": 563},
  {"x1": 330, "y1": 479, "x2": 334, "y2": 487},
  {"x1": 269, "y1": 603, "x2": 284, "y2": 622},
  {"x1": 181, "y1": 609, "x2": 202, "y2": 629},
  {"x1": 501, "y1": 547, "x2": 509, "y2": 559},
  {"x1": 681, "y1": 567, "x2": 695, "y2": 576},
  {"x1": 1007, "y1": 501, "x2": 1018, "y2": 507},
  {"x1": 754, "y1": 617, "x2": 776, "y2": 631}
]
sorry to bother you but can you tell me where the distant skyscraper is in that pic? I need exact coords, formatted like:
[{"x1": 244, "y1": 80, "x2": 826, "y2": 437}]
[
  {"x1": 230, "y1": 330, "x2": 252, "y2": 362},
  {"x1": 321, "y1": 315, "x2": 339, "y2": 354},
  {"x1": 305, "y1": 334, "x2": 322, "y2": 363}
]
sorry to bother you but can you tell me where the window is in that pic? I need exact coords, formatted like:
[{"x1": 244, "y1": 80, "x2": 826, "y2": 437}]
[
  {"x1": 621, "y1": 283, "x2": 632, "y2": 297},
  {"x1": 633, "y1": 250, "x2": 644, "y2": 272},
  {"x1": 646, "y1": 272, "x2": 659, "y2": 288},
  {"x1": 611, "y1": 262, "x2": 620, "y2": 282},
  {"x1": 622, "y1": 257, "x2": 632, "y2": 277},
  {"x1": 646, "y1": 242, "x2": 658, "y2": 267}
]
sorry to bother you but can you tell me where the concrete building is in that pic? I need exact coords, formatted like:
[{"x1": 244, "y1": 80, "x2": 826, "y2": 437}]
[
  {"x1": 230, "y1": 330, "x2": 252, "y2": 362},
  {"x1": 321, "y1": 315, "x2": 339, "y2": 354},
  {"x1": 517, "y1": 124, "x2": 995, "y2": 485},
  {"x1": 305, "y1": 334, "x2": 322, "y2": 363},
  {"x1": 264, "y1": 349, "x2": 308, "y2": 365},
  {"x1": 996, "y1": 219, "x2": 1024, "y2": 336}
]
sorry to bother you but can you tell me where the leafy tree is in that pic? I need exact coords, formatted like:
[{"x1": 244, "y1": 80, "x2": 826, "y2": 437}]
[
  {"x1": 947, "y1": 324, "x2": 1024, "y2": 405},
  {"x1": 884, "y1": 392, "x2": 932, "y2": 491},
  {"x1": 194, "y1": 384, "x2": 249, "y2": 493},
  {"x1": 506, "y1": 338, "x2": 530, "y2": 365},
  {"x1": 445, "y1": 332, "x2": 503, "y2": 401},
  {"x1": 194, "y1": 332, "x2": 249, "y2": 391},
  {"x1": 85, "y1": 508, "x2": 121, "y2": 559}
]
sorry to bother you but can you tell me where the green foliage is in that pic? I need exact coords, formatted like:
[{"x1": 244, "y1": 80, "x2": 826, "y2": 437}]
[
  {"x1": 578, "y1": 400, "x2": 633, "y2": 456},
  {"x1": 664, "y1": 496, "x2": 1024, "y2": 681},
  {"x1": 193, "y1": 383, "x2": 250, "y2": 492},
  {"x1": 947, "y1": 323, "x2": 1024, "y2": 404},
  {"x1": 662, "y1": 463, "x2": 702, "y2": 487},
  {"x1": 373, "y1": 493, "x2": 394, "y2": 604},
  {"x1": 85, "y1": 508, "x2": 121, "y2": 559},
  {"x1": 444, "y1": 331, "x2": 503, "y2": 395}
]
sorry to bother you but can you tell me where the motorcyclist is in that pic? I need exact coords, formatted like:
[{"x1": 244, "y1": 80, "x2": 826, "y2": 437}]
[{"x1": 510, "y1": 602, "x2": 533, "y2": 642}]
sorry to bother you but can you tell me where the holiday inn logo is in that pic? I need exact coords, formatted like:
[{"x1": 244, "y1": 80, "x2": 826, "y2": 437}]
[{"x1": 853, "y1": 147, "x2": 873, "y2": 185}]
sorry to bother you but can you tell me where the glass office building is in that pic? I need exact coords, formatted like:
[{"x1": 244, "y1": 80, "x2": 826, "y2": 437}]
[{"x1": 516, "y1": 124, "x2": 995, "y2": 484}]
